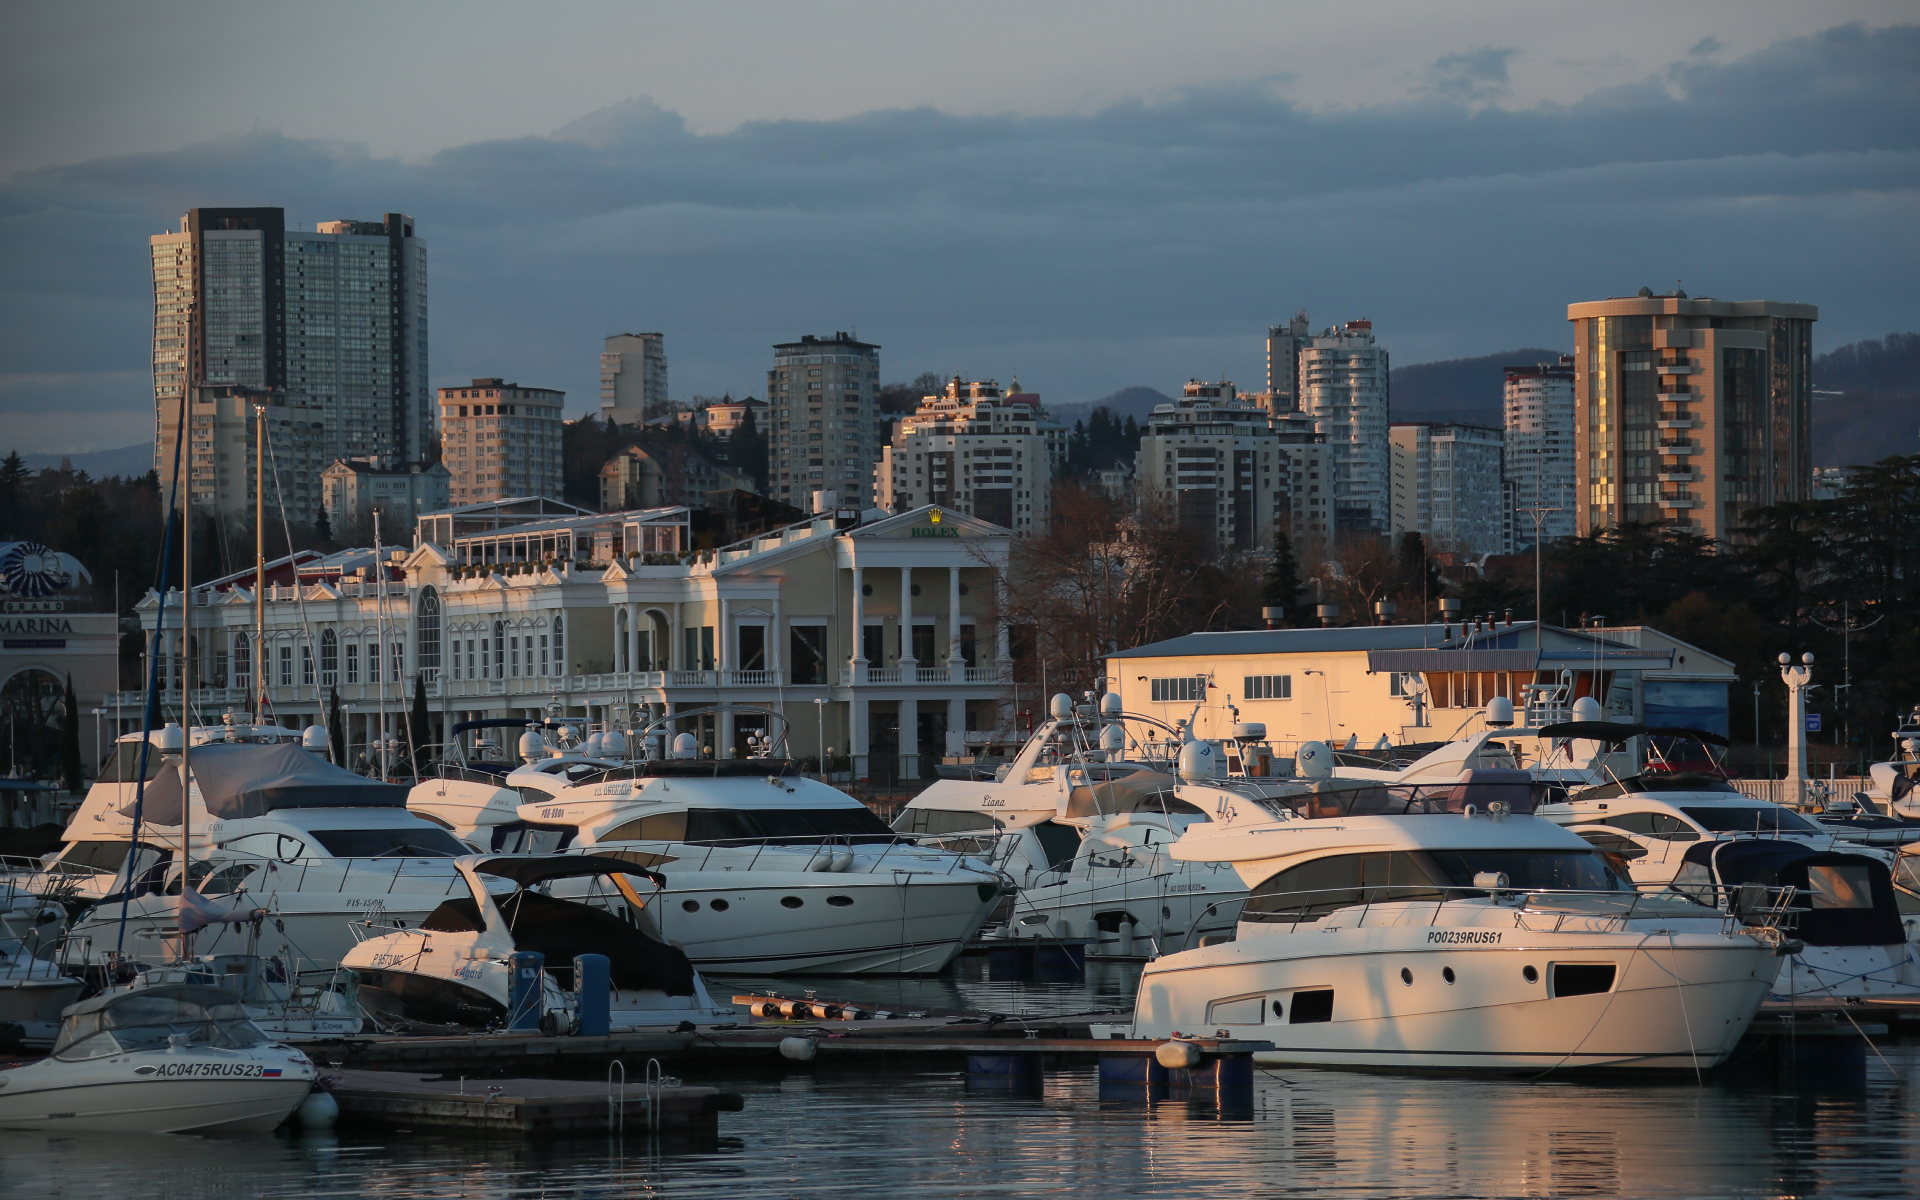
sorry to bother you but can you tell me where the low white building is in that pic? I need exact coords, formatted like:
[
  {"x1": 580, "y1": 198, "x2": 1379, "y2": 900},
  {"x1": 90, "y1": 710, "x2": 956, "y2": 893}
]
[
  {"x1": 113, "y1": 505, "x2": 1018, "y2": 784},
  {"x1": 1105, "y1": 620, "x2": 1735, "y2": 753}
]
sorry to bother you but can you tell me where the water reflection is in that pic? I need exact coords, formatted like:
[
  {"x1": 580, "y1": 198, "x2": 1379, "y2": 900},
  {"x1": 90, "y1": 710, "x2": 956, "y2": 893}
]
[{"x1": 710, "y1": 953, "x2": 1143, "y2": 1019}]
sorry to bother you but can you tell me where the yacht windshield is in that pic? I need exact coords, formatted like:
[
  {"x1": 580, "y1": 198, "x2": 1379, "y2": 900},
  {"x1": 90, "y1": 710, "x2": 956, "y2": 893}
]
[
  {"x1": 308, "y1": 827, "x2": 471, "y2": 858},
  {"x1": 1243, "y1": 848, "x2": 1627, "y2": 924},
  {"x1": 601, "y1": 807, "x2": 899, "y2": 846},
  {"x1": 1680, "y1": 806, "x2": 1821, "y2": 835},
  {"x1": 53, "y1": 987, "x2": 269, "y2": 1061}
]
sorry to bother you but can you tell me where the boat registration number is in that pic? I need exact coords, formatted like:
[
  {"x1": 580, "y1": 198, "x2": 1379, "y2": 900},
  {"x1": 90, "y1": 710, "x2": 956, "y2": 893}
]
[
  {"x1": 134, "y1": 1062, "x2": 284, "y2": 1078},
  {"x1": 1427, "y1": 930, "x2": 1502, "y2": 944}
]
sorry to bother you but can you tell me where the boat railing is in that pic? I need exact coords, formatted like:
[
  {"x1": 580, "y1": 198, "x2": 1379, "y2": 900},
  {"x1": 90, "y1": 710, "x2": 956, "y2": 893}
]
[
  {"x1": 1233, "y1": 881, "x2": 1799, "y2": 938},
  {"x1": 606, "y1": 833, "x2": 988, "y2": 878}
]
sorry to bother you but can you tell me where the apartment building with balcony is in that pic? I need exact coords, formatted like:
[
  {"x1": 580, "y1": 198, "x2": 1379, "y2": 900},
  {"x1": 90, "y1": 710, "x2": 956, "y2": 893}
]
[
  {"x1": 1568, "y1": 290, "x2": 1816, "y2": 541},
  {"x1": 113, "y1": 504, "x2": 1015, "y2": 784},
  {"x1": 875, "y1": 376, "x2": 1064, "y2": 532}
]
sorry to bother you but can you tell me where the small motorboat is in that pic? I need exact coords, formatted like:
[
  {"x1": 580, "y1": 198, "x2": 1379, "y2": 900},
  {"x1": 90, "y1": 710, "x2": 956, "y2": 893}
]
[
  {"x1": 0, "y1": 984, "x2": 313, "y2": 1133},
  {"x1": 342, "y1": 854, "x2": 736, "y2": 1030},
  {"x1": 0, "y1": 937, "x2": 83, "y2": 1049}
]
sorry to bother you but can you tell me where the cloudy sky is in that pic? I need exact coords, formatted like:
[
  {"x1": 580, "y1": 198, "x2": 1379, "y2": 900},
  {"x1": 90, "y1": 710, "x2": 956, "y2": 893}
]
[{"x1": 1, "y1": 1, "x2": 1914, "y2": 453}]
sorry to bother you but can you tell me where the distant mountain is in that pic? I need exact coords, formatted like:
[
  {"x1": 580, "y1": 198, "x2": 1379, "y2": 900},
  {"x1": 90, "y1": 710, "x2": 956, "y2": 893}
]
[
  {"x1": 1048, "y1": 386, "x2": 1173, "y2": 426},
  {"x1": 1388, "y1": 348, "x2": 1564, "y2": 428},
  {"x1": 1812, "y1": 333, "x2": 1920, "y2": 467},
  {"x1": 16, "y1": 442, "x2": 153, "y2": 478}
]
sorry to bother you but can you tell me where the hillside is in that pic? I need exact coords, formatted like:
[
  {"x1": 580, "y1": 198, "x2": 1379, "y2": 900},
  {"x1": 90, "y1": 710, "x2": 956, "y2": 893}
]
[
  {"x1": 17, "y1": 442, "x2": 154, "y2": 478},
  {"x1": 1812, "y1": 333, "x2": 1920, "y2": 467},
  {"x1": 1048, "y1": 386, "x2": 1173, "y2": 426}
]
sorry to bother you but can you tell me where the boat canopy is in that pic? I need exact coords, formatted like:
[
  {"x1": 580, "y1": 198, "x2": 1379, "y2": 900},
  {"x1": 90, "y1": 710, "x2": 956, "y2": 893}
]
[
  {"x1": 53, "y1": 983, "x2": 266, "y2": 1058},
  {"x1": 1679, "y1": 840, "x2": 1905, "y2": 946},
  {"x1": 422, "y1": 885, "x2": 696, "y2": 996},
  {"x1": 119, "y1": 743, "x2": 407, "y2": 824}
]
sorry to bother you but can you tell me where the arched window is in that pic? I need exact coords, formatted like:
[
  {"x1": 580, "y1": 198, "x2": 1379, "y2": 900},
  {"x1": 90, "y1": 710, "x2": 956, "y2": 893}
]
[
  {"x1": 320, "y1": 629, "x2": 338, "y2": 687},
  {"x1": 233, "y1": 633, "x2": 251, "y2": 691},
  {"x1": 417, "y1": 588, "x2": 442, "y2": 679},
  {"x1": 553, "y1": 615, "x2": 565, "y2": 678},
  {"x1": 493, "y1": 620, "x2": 505, "y2": 680}
]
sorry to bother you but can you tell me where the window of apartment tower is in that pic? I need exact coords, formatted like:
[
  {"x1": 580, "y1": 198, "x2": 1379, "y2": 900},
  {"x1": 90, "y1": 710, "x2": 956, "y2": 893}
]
[{"x1": 789, "y1": 626, "x2": 826, "y2": 685}]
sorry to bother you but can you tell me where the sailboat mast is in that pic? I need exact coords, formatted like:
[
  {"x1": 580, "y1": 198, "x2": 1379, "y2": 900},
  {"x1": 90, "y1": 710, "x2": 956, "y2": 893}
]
[
  {"x1": 374, "y1": 508, "x2": 387, "y2": 781},
  {"x1": 255, "y1": 402, "x2": 265, "y2": 721},
  {"x1": 180, "y1": 410, "x2": 193, "y2": 893}
]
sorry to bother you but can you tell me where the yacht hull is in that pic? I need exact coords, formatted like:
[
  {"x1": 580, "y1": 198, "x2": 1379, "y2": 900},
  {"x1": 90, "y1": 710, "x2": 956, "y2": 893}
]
[
  {"x1": 0, "y1": 1078, "x2": 310, "y2": 1133},
  {"x1": 0, "y1": 978, "x2": 84, "y2": 1026},
  {"x1": 1133, "y1": 926, "x2": 1775, "y2": 1072}
]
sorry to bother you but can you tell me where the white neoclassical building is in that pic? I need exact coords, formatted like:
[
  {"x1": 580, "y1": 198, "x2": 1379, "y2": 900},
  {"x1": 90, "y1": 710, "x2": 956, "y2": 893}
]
[{"x1": 113, "y1": 504, "x2": 1015, "y2": 783}]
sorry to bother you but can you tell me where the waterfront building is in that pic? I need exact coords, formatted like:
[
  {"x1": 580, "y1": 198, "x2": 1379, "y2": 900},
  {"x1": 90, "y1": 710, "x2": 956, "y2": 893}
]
[
  {"x1": 766, "y1": 333, "x2": 881, "y2": 510},
  {"x1": 875, "y1": 377, "x2": 1063, "y2": 531},
  {"x1": 0, "y1": 541, "x2": 116, "y2": 792},
  {"x1": 321, "y1": 458, "x2": 451, "y2": 535},
  {"x1": 1134, "y1": 381, "x2": 1331, "y2": 555},
  {"x1": 1106, "y1": 619, "x2": 1733, "y2": 749},
  {"x1": 1504, "y1": 356, "x2": 1577, "y2": 549},
  {"x1": 600, "y1": 333, "x2": 668, "y2": 426},
  {"x1": 438, "y1": 379, "x2": 565, "y2": 505},
  {"x1": 599, "y1": 443, "x2": 749, "y2": 511},
  {"x1": 151, "y1": 208, "x2": 430, "y2": 509},
  {"x1": 110, "y1": 506, "x2": 1017, "y2": 783},
  {"x1": 1388, "y1": 423, "x2": 1506, "y2": 556},
  {"x1": 1568, "y1": 290, "x2": 1817, "y2": 541},
  {"x1": 1297, "y1": 320, "x2": 1391, "y2": 535}
]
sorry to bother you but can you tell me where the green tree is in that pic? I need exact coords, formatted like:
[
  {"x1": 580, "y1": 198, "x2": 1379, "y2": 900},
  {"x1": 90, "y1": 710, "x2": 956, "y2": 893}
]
[
  {"x1": 328, "y1": 688, "x2": 346, "y2": 765},
  {"x1": 60, "y1": 674, "x2": 83, "y2": 793},
  {"x1": 1261, "y1": 530, "x2": 1303, "y2": 616},
  {"x1": 731, "y1": 407, "x2": 769, "y2": 492},
  {"x1": 407, "y1": 673, "x2": 431, "y2": 774}
]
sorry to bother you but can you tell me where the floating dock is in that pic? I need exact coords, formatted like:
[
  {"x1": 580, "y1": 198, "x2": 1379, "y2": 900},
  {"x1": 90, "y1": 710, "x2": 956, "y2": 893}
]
[{"x1": 325, "y1": 1068, "x2": 744, "y2": 1137}]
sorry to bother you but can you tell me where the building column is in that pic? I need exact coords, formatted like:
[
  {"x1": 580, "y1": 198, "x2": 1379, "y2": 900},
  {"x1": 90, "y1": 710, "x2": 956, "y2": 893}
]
[
  {"x1": 717, "y1": 597, "x2": 730, "y2": 680},
  {"x1": 849, "y1": 566, "x2": 865, "y2": 685},
  {"x1": 948, "y1": 696, "x2": 966, "y2": 759},
  {"x1": 770, "y1": 593, "x2": 783, "y2": 678},
  {"x1": 625, "y1": 603, "x2": 639, "y2": 677},
  {"x1": 947, "y1": 566, "x2": 964, "y2": 681},
  {"x1": 898, "y1": 567, "x2": 915, "y2": 672},
  {"x1": 850, "y1": 696, "x2": 869, "y2": 779},
  {"x1": 994, "y1": 573, "x2": 1013, "y2": 674},
  {"x1": 897, "y1": 697, "x2": 918, "y2": 783},
  {"x1": 718, "y1": 703, "x2": 735, "y2": 760}
]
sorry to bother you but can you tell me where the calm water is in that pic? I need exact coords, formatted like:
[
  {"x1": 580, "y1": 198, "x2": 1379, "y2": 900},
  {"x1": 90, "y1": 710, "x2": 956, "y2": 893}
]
[{"x1": 4, "y1": 960, "x2": 1916, "y2": 1200}]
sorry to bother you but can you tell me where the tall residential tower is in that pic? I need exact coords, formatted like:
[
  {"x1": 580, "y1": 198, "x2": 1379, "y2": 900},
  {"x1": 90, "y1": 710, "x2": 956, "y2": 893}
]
[
  {"x1": 766, "y1": 332, "x2": 880, "y2": 510},
  {"x1": 151, "y1": 208, "x2": 429, "y2": 509},
  {"x1": 1567, "y1": 290, "x2": 1816, "y2": 541},
  {"x1": 1297, "y1": 320, "x2": 1391, "y2": 535},
  {"x1": 1503, "y1": 356, "x2": 1577, "y2": 550},
  {"x1": 600, "y1": 332, "x2": 668, "y2": 426}
]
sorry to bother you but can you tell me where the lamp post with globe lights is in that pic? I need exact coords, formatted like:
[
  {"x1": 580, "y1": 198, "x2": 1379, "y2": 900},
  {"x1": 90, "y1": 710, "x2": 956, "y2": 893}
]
[{"x1": 1780, "y1": 652, "x2": 1814, "y2": 808}]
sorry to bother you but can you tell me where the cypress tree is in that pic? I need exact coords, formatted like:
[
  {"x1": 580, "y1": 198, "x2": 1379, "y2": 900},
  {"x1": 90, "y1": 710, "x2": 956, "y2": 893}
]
[{"x1": 60, "y1": 674, "x2": 83, "y2": 793}]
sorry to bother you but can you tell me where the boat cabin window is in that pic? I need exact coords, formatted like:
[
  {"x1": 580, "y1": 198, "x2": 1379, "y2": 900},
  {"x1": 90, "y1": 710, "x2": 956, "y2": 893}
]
[
  {"x1": 1807, "y1": 864, "x2": 1874, "y2": 909},
  {"x1": 96, "y1": 742, "x2": 169, "y2": 782},
  {"x1": 53, "y1": 989, "x2": 268, "y2": 1061},
  {"x1": 1575, "y1": 772, "x2": 1742, "y2": 801},
  {"x1": 892, "y1": 808, "x2": 996, "y2": 836},
  {"x1": 53, "y1": 840, "x2": 163, "y2": 873},
  {"x1": 516, "y1": 784, "x2": 559, "y2": 806},
  {"x1": 1679, "y1": 806, "x2": 1820, "y2": 835},
  {"x1": 221, "y1": 832, "x2": 310, "y2": 862},
  {"x1": 600, "y1": 807, "x2": 898, "y2": 845},
  {"x1": 493, "y1": 822, "x2": 575, "y2": 854},
  {"x1": 1575, "y1": 830, "x2": 1648, "y2": 860},
  {"x1": 1031, "y1": 820, "x2": 1082, "y2": 870},
  {"x1": 307, "y1": 827, "x2": 470, "y2": 858},
  {"x1": 1603, "y1": 811, "x2": 1699, "y2": 841},
  {"x1": 1243, "y1": 848, "x2": 1626, "y2": 923}
]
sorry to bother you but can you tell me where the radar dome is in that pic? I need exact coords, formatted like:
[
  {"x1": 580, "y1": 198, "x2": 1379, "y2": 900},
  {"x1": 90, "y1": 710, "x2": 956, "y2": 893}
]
[
  {"x1": 1484, "y1": 696, "x2": 1515, "y2": 727},
  {"x1": 601, "y1": 729, "x2": 628, "y2": 758},
  {"x1": 1571, "y1": 696, "x2": 1604, "y2": 723},
  {"x1": 1177, "y1": 740, "x2": 1217, "y2": 781},
  {"x1": 1296, "y1": 740, "x2": 1334, "y2": 779},
  {"x1": 672, "y1": 731, "x2": 700, "y2": 759},
  {"x1": 1049, "y1": 693, "x2": 1074, "y2": 721},
  {"x1": 301, "y1": 725, "x2": 329, "y2": 753}
]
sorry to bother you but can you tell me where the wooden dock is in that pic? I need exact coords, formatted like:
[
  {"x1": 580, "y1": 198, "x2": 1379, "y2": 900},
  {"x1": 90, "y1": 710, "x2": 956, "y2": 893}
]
[{"x1": 325, "y1": 1068, "x2": 744, "y2": 1137}]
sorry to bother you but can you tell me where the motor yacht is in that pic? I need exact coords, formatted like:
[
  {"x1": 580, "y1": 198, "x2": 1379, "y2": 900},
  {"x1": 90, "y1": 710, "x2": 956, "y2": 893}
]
[
  {"x1": 55, "y1": 728, "x2": 482, "y2": 969},
  {"x1": 0, "y1": 936, "x2": 84, "y2": 1048},
  {"x1": 342, "y1": 855, "x2": 734, "y2": 1029},
  {"x1": 0, "y1": 984, "x2": 312, "y2": 1133},
  {"x1": 897, "y1": 694, "x2": 1278, "y2": 953},
  {"x1": 410, "y1": 707, "x2": 1004, "y2": 975},
  {"x1": 1117, "y1": 744, "x2": 1787, "y2": 1071},
  {"x1": 106, "y1": 953, "x2": 364, "y2": 1039}
]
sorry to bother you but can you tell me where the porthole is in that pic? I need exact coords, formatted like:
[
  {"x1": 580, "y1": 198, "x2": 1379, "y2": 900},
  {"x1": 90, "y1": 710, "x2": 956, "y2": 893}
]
[
  {"x1": 681, "y1": 899, "x2": 700, "y2": 913},
  {"x1": 781, "y1": 896, "x2": 804, "y2": 909},
  {"x1": 1270, "y1": 999, "x2": 1285, "y2": 1020},
  {"x1": 1442, "y1": 967, "x2": 1456, "y2": 985},
  {"x1": 1161, "y1": 906, "x2": 1171, "y2": 919},
  {"x1": 1400, "y1": 967, "x2": 1413, "y2": 986},
  {"x1": 827, "y1": 895, "x2": 853, "y2": 907},
  {"x1": 710, "y1": 898, "x2": 730, "y2": 912},
  {"x1": 1523, "y1": 965, "x2": 1539, "y2": 984}
]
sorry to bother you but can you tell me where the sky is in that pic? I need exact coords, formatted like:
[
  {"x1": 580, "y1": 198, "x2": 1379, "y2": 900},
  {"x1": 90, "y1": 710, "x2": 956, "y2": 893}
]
[{"x1": 0, "y1": 1, "x2": 1915, "y2": 454}]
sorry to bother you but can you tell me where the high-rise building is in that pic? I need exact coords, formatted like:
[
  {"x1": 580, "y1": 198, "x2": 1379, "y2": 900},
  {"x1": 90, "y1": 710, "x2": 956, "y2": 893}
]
[
  {"x1": 875, "y1": 377, "x2": 1063, "y2": 532},
  {"x1": 437, "y1": 379, "x2": 565, "y2": 505},
  {"x1": 321, "y1": 457, "x2": 451, "y2": 534},
  {"x1": 168, "y1": 384, "x2": 330, "y2": 522},
  {"x1": 151, "y1": 208, "x2": 429, "y2": 510},
  {"x1": 766, "y1": 332, "x2": 881, "y2": 510},
  {"x1": 1265, "y1": 311, "x2": 1311, "y2": 415},
  {"x1": 1568, "y1": 290, "x2": 1816, "y2": 540},
  {"x1": 1504, "y1": 356, "x2": 1577, "y2": 550},
  {"x1": 1135, "y1": 381, "x2": 1332, "y2": 555},
  {"x1": 1388, "y1": 423, "x2": 1506, "y2": 556},
  {"x1": 600, "y1": 333, "x2": 667, "y2": 426},
  {"x1": 1297, "y1": 320, "x2": 1391, "y2": 536}
]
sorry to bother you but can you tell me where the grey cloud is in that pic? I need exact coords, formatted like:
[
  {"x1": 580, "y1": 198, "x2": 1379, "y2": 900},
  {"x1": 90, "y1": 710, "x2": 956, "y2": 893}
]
[
  {"x1": 1425, "y1": 47, "x2": 1519, "y2": 102},
  {"x1": 1690, "y1": 36, "x2": 1724, "y2": 57},
  {"x1": 0, "y1": 23, "x2": 1915, "y2": 453}
]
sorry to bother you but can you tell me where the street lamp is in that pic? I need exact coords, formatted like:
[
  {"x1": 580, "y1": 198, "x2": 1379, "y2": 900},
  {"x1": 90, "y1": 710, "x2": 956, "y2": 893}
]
[{"x1": 1779, "y1": 652, "x2": 1814, "y2": 808}]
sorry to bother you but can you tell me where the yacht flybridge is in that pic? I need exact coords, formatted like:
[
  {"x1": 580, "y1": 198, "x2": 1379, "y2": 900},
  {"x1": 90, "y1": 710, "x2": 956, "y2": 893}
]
[
  {"x1": 1117, "y1": 749, "x2": 1787, "y2": 1071},
  {"x1": 51, "y1": 725, "x2": 480, "y2": 968},
  {"x1": 897, "y1": 693, "x2": 1286, "y2": 953},
  {"x1": 409, "y1": 708, "x2": 1003, "y2": 975}
]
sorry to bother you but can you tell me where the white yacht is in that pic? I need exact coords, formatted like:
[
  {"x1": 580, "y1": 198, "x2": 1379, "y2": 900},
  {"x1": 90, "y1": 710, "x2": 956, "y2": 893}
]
[
  {"x1": 54, "y1": 725, "x2": 481, "y2": 969},
  {"x1": 1862, "y1": 708, "x2": 1920, "y2": 824},
  {"x1": 1116, "y1": 749, "x2": 1787, "y2": 1071},
  {"x1": 410, "y1": 708, "x2": 1004, "y2": 975},
  {"x1": 0, "y1": 936, "x2": 83, "y2": 1048},
  {"x1": 107, "y1": 953, "x2": 364, "y2": 1039},
  {"x1": 0, "y1": 984, "x2": 312, "y2": 1133},
  {"x1": 342, "y1": 855, "x2": 735, "y2": 1029},
  {"x1": 897, "y1": 694, "x2": 1277, "y2": 953}
]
